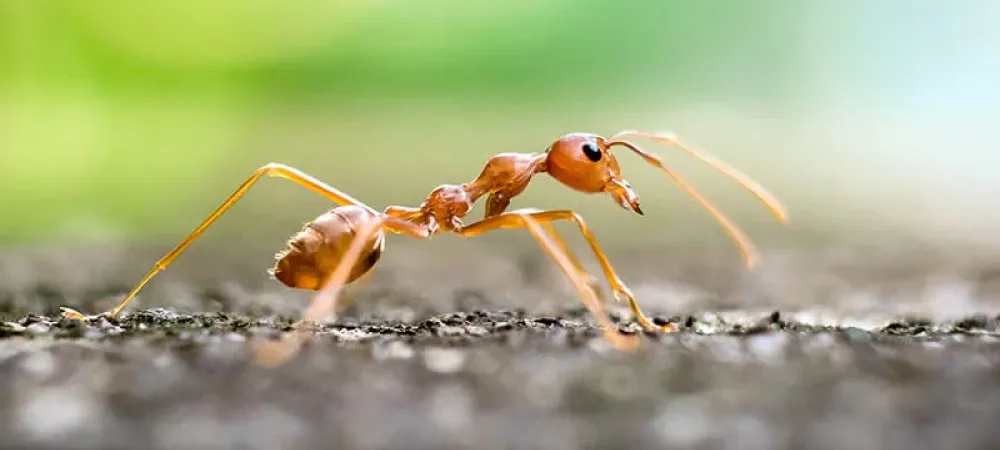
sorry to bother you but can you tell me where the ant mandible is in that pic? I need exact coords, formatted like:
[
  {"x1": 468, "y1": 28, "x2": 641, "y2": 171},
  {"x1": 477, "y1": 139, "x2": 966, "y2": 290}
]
[{"x1": 58, "y1": 130, "x2": 788, "y2": 361}]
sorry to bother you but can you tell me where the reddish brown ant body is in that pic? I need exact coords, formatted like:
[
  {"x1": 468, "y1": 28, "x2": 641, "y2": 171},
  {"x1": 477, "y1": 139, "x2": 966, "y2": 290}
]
[{"x1": 59, "y1": 130, "x2": 788, "y2": 363}]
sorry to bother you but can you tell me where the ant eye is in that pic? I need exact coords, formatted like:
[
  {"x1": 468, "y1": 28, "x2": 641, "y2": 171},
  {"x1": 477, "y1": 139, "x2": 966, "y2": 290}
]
[{"x1": 581, "y1": 142, "x2": 602, "y2": 162}]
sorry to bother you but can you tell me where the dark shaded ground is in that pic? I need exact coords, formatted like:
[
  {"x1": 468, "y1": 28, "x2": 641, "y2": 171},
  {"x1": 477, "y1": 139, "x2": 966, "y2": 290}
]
[
  {"x1": 3, "y1": 240, "x2": 1000, "y2": 449},
  {"x1": 3, "y1": 309, "x2": 1000, "y2": 450}
]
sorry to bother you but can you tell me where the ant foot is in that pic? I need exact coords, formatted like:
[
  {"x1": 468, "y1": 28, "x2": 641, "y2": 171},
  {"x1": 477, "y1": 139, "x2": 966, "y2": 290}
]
[
  {"x1": 651, "y1": 321, "x2": 679, "y2": 333},
  {"x1": 612, "y1": 287, "x2": 677, "y2": 333},
  {"x1": 597, "y1": 323, "x2": 641, "y2": 351},
  {"x1": 608, "y1": 332, "x2": 641, "y2": 351},
  {"x1": 58, "y1": 307, "x2": 108, "y2": 323},
  {"x1": 636, "y1": 313, "x2": 678, "y2": 333},
  {"x1": 255, "y1": 337, "x2": 302, "y2": 368},
  {"x1": 611, "y1": 284, "x2": 636, "y2": 305}
]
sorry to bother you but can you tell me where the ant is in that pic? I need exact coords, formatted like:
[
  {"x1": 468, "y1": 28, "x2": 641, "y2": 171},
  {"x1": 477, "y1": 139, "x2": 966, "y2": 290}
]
[{"x1": 58, "y1": 130, "x2": 788, "y2": 364}]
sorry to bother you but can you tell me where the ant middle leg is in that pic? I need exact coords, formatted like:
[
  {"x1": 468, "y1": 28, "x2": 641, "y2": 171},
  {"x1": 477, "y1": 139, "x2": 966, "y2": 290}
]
[
  {"x1": 459, "y1": 208, "x2": 676, "y2": 333},
  {"x1": 60, "y1": 163, "x2": 376, "y2": 322}
]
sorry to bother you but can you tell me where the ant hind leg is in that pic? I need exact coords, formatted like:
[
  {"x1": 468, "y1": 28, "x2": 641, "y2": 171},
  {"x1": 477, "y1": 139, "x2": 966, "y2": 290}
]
[{"x1": 60, "y1": 163, "x2": 375, "y2": 322}]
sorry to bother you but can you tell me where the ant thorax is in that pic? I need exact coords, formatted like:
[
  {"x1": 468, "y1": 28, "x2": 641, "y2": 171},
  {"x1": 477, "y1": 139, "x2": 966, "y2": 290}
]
[{"x1": 418, "y1": 184, "x2": 474, "y2": 232}]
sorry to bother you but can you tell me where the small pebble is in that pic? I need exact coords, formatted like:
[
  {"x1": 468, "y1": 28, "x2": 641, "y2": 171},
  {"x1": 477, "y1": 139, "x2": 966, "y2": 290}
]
[
  {"x1": 224, "y1": 332, "x2": 247, "y2": 342},
  {"x1": 103, "y1": 325, "x2": 125, "y2": 336},
  {"x1": 435, "y1": 325, "x2": 466, "y2": 337},
  {"x1": 19, "y1": 351, "x2": 56, "y2": 377},
  {"x1": 15, "y1": 386, "x2": 106, "y2": 445},
  {"x1": 842, "y1": 327, "x2": 872, "y2": 341},
  {"x1": 464, "y1": 325, "x2": 489, "y2": 337},
  {"x1": 26, "y1": 322, "x2": 50, "y2": 335},
  {"x1": 423, "y1": 347, "x2": 466, "y2": 374},
  {"x1": 747, "y1": 332, "x2": 789, "y2": 365},
  {"x1": 648, "y1": 396, "x2": 714, "y2": 446},
  {"x1": 372, "y1": 341, "x2": 415, "y2": 361},
  {"x1": 84, "y1": 328, "x2": 105, "y2": 340},
  {"x1": 4, "y1": 322, "x2": 26, "y2": 334}
]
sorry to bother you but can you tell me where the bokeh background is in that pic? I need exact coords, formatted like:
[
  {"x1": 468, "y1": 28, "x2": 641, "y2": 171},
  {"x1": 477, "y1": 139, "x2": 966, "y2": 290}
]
[{"x1": 2, "y1": 0, "x2": 1000, "y2": 321}]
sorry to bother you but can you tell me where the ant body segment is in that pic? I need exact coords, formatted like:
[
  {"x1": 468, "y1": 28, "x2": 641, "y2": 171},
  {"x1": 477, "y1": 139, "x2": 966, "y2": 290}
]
[{"x1": 59, "y1": 130, "x2": 788, "y2": 363}]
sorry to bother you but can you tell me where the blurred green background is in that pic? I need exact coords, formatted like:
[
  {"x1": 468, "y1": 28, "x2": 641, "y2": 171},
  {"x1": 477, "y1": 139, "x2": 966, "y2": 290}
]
[{"x1": 2, "y1": 0, "x2": 999, "y2": 258}]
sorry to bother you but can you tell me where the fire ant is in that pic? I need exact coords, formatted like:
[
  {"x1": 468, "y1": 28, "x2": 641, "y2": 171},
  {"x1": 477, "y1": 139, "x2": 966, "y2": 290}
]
[{"x1": 58, "y1": 130, "x2": 788, "y2": 364}]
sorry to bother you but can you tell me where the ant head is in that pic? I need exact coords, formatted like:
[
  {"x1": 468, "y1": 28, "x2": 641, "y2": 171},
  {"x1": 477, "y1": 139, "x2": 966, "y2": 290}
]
[{"x1": 544, "y1": 132, "x2": 643, "y2": 215}]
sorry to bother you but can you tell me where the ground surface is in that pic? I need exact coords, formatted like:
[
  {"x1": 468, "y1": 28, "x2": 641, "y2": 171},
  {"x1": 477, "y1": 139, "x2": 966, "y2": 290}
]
[{"x1": 3, "y1": 241, "x2": 1000, "y2": 450}]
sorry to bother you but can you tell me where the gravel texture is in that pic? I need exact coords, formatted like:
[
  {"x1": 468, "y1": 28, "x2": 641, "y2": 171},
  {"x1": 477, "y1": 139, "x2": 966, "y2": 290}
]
[{"x1": 3, "y1": 240, "x2": 1000, "y2": 450}]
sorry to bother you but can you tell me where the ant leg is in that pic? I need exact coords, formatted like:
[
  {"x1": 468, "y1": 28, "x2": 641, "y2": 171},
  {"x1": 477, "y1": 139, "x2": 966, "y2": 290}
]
[
  {"x1": 484, "y1": 192, "x2": 511, "y2": 218},
  {"x1": 538, "y1": 222, "x2": 607, "y2": 304},
  {"x1": 459, "y1": 208, "x2": 676, "y2": 333},
  {"x1": 60, "y1": 163, "x2": 376, "y2": 322},
  {"x1": 479, "y1": 195, "x2": 603, "y2": 299},
  {"x1": 256, "y1": 218, "x2": 386, "y2": 367},
  {"x1": 516, "y1": 216, "x2": 639, "y2": 351},
  {"x1": 384, "y1": 205, "x2": 425, "y2": 223},
  {"x1": 382, "y1": 216, "x2": 433, "y2": 239}
]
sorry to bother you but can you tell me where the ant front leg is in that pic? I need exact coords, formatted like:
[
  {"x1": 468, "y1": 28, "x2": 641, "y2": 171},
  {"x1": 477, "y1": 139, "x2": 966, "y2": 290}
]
[
  {"x1": 484, "y1": 194, "x2": 605, "y2": 302},
  {"x1": 60, "y1": 163, "x2": 376, "y2": 322},
  {"x1": 459, "y1": 208, "x2": 675, "y2": 334},
  {"x1": 497, "y1": 216, "x2": 639, "y2": 351},
  {"x1": 535, "y1": 222, "x2": 608, "y2": 304}
]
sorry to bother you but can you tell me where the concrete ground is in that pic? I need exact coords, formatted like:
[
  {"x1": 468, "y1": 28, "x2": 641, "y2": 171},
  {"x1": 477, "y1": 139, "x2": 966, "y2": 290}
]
[{"x1": 2, "y1": 239, "x2": 1000, "y2": 450}]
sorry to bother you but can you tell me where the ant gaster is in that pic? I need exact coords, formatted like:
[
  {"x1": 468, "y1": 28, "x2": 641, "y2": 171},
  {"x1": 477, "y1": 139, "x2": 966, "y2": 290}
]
[{"x1": 59, "y1": 130, "x2": 788, "y2": 364}]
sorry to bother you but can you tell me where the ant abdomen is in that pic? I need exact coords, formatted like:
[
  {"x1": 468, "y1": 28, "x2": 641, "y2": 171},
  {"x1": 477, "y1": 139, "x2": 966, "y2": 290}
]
[{"x1": 270, "y1": 205, "x2": 385, "y2": 290}]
